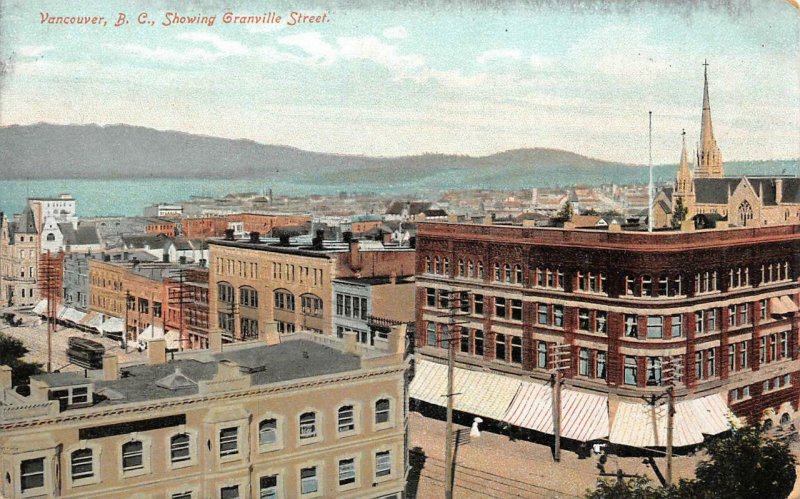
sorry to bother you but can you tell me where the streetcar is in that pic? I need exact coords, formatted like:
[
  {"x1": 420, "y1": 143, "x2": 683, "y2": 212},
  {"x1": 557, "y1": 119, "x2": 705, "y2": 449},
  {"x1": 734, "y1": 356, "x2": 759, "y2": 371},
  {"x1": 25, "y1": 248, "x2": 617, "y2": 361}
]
[{"x1": 66, "y1": 336, "x2": 105, "y2": 369}]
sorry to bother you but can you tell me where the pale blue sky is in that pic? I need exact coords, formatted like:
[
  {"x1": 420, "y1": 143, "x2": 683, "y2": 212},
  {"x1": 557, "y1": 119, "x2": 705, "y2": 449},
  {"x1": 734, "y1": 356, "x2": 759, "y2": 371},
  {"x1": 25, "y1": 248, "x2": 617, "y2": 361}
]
[{"x1": 1, "y1": 0, "x2": 798, "y2": 163}]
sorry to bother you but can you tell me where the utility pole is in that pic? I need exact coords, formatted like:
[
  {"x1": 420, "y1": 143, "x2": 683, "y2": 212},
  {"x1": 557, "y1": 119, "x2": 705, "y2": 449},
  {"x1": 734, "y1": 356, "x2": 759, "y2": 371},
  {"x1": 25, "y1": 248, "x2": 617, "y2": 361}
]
[
  {"x1": 123, "y1": 289, "x2": 130, "y2": 350},
  {"x1": 441, "y1": 288, "x2": 469, "y2": 499},
  {"x1": 662, "y1": 355, "x2": 684, "y2": 486},
  {"x1": 550, "y1": 343, "x2": 571, "y2": 462},
  {"x1": 648, "y1": 110, "x2": 654, "y2": 232}
]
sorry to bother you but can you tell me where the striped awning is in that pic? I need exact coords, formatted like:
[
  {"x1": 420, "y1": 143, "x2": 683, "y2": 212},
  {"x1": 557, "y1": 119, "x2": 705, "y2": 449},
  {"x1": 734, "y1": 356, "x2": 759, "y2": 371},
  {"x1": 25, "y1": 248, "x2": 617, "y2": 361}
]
[
  {"x1": 609, "y1": 393, "x2": 735, "y2": 448},
  {"x1": 503, "y1": 381, "x2": 609, "y2": 441},
  {"x1": 410, "y1": 360, "x2": 521, "y2": 421}
]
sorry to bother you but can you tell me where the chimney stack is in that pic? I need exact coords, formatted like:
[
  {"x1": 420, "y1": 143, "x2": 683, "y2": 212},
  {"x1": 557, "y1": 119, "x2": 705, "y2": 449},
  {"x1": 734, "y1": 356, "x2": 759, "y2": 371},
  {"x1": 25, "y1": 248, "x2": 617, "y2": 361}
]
[
  {"x1": 0, "y1": 365, "x2": 12, "y2": 389},
  {"x1": 102, "y1": 354, "x2": 119, "y2": 381},
  {"x1": 776, "y1": 178, "x2": 783, "y2": 204},
  {"x1": 279, "y1": 234, "x2": 290, "y2": 246},
  {"x1": 343, "y1": 231, "x2": 353, "y2": 243},
  {"x1": 148, "y1": 338, "x2": 167, "y2": 365},
  {"x1": 209, "y1": 330, "x2": 223, "y2": 353},
  {"x1": 259, "y1": 321, "x2": 280, "y2": 346},
  {"x1": 224, "y1": 228, "x2": 235, "y2": 241},
  {"x1": 343, "y1": 330, "x2": 358, "y2": 354},
  {"x1": 249, "y1": 231, "x2": 260, "y2": 243},
  {"x1": 349, "y1": 239, "x2": 360, "y2": 267}
]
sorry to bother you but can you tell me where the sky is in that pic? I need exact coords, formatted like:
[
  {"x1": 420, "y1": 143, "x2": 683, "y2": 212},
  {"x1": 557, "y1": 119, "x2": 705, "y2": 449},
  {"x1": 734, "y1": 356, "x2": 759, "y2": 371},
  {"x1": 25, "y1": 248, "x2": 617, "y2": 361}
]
[{"x1": 1, "y1": 0, "x2": 798, "y2": 164}]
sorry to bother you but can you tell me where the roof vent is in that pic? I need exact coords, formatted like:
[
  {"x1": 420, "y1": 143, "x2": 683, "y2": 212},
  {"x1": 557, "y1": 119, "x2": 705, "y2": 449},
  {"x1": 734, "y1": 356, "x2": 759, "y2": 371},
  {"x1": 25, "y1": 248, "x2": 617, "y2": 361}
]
[{"x1": 155, "y1": 367, "x2": 197, "y2": 390}]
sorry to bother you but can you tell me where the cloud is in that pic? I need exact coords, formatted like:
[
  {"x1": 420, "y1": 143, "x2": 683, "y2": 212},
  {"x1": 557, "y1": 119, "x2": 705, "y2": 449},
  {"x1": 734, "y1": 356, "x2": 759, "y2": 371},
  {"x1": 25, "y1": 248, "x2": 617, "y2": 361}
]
[
  {"x1": 528, "y1": 54, "x2": 552, "y2": 69},
  {"x1": 176, "y1": 32, "x2": 249, "y2": 57},
  {"x1": 17, "y1": 46, "x2": 54, "y2": 58},
  {"x1": 109, "y1": 43, "x2": 223, "y2": 64},
  {"x1": 383, "y1": 26, "x2": 408, "y2": 40},
  {"x1": 476, "y1": 49, "x2": 522, "y2": 64}
]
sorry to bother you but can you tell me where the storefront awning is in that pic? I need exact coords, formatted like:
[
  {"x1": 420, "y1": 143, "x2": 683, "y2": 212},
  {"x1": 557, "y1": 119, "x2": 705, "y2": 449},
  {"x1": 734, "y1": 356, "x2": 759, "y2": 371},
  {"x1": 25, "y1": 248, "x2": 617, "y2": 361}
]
[
  {"x1": 410, "y1": 360, "x2": 521, "y2": 421},
  {"x1": 100, "y1": 317, "x2": 124, "y2": 334},
  {"x1": 503, "y1": 381, "x2": 609, "y2": 441},
  {"x1": 61, "y1": 307, "x2": 86, "y2": 325},
  {"x1": 609, "y1": 393, "x2": 735, "y2": 448},
  {"x1": 79, "y1": 311, "x2": 104, "y2": 330},
  {"x1": 32, "y1": 299, "x2": 48, "y2": 316}
]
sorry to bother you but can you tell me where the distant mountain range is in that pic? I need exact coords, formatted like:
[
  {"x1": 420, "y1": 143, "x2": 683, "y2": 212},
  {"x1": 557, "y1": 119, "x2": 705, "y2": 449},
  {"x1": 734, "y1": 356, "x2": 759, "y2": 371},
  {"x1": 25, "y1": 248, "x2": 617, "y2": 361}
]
[{"x1": 0, "y1": 123, "x2": 796, "y2": 189}]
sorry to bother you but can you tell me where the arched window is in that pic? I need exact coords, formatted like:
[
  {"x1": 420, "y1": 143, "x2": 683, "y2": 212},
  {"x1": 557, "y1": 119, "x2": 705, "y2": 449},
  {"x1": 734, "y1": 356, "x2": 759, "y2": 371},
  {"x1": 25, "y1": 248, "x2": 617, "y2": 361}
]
[
  {"x1": 738, "y1": 201, "x2": 753, "y2": 226},
  {"x1": 217, "y1": 282, "x2": 234, "y2": 304},
  {"x1": 121, "y1": 441, "x2": 144, "y2": 472},
  {"x1": 504, "y1": 264, "x2": 512, "y2": 283},
  {"x1": 46, "y1": 233, "x2": 55, "y2": 241},
  {"x1": 443, "y1": 258, "x2": 450, "y2": 275},
  {"x1": 425, "y1": 256, "x2": 432, "y2": 273},
  {"x1": 239, "y1": 286, "x2": 258, "y2": 307},
  {"x1": 301, "y1": 294, "x2": 323, "y2": 317},
  {"x1": 274, "y1": 289, "x2": 295, "y2": 311},
  {"x1": 458, "y1": 259, "x2": 465, "y2": 277},
  {"x1": 434, "y1": 257, "x2": 441, "y2": 274},
  {"x1": 299, "y1": 412, "x2": 317, "y2": 439},
  {"x1": 494, "y1": 263, "x2": 501, "y2": 281},
  {"x1": 71, "y1": 448, "x2": 94, "y2": 480},
  {"x1": 259, "y1": 418, "x2": 278, "y2": 445},
  {"x1": 375, "y1": 398, "x2": 391, "y2": 424},
  {"x1": 338, "y1": 405, "x2": 355, "y2": 432},
  {"x1": 478, "y1": 262, "x2": 484, "y2": 279},
  {"x1": 468, "y1": 260, "x2": 475, "y2": 278},
  {"x1": 514, "y1": 265, "x2": 523, "y2": 284},
  {"x1": 170, "y1": 433, "x2": 191, "y2": 463}
]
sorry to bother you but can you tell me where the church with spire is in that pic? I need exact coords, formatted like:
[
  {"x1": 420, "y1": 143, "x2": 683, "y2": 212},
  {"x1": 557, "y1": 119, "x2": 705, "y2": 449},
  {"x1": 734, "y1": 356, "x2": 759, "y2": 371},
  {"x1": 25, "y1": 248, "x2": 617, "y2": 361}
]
[{"x1": 653, "y1": 62, "x2": 800, "y2": 229}]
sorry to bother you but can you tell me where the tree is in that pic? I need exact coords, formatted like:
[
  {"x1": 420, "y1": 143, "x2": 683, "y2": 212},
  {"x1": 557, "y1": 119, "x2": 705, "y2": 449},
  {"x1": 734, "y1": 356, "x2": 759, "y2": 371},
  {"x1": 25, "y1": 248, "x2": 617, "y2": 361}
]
[
  {"x1": 687, "y1": 425, "x2": 796, "y2": 499},
  {"x1": 585, "y1": 475, "x2": 668, "y2": 499},
  {"x1": 557, "y1": 201, "x2": 574, "y2": 221},
  {"x1": 0, "y1": 332, "x2": 42, "y2": 386},
  {"x1": 671, "y1": 197, "x2": 688, "y2": 228}
]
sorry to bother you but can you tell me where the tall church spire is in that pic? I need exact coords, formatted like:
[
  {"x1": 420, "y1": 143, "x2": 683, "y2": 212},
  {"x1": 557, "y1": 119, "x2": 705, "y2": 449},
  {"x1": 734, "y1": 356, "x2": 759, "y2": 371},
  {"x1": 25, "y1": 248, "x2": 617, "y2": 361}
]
[
  {"x1": 677, "y1": 130, "x2": 694, "y2": 195},
  {"x1": 697, "y1": 60, "x2": 724, "y2": 177}
]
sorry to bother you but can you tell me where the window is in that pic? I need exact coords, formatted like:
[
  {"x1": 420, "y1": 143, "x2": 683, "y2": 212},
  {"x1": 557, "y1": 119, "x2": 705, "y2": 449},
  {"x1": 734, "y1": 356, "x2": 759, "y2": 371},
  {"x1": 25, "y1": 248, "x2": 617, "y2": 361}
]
[
  {"x1": 468, "y1": 260, "x2": 475, "y2": 277},
  {"x1": 478, "y1": 262, "x2": 484, "y2": 279},
  {"x1": 738, "y1": 304, "x2": 749, "y2": 325},
  {"x1": 658, "y1": 276, "x2": 668, "y2": 296},
  {"x1": 218, "y1": 283, "x2": 234, "y2": 303},
  {"x1": 460, "y1": 329, "x2": 470, "y2": 353},
  {"x1": 760, "y1": 299, "x2": 768, "y2": 320},
  {"x1": 240, "y1": 287, "x2": 259, "y2": 307},
  {"x1": 671, "y1": 314, "x2": 683, "y2": 337},
  {"x1": 624, "y1": 357, "x2": 638, "y2": 385},
  {"x1": 339, "y1": 458, "x2": 356, "y2": 486},
  {"x1": 695, "y1": 351, "x2": 704, "y2": 380},
  {"x1": 170, "y1": 433, "x2": 191, "y2": 463},
  {"x1": 511, "y1": 299, "x2": 522, "y2": 321},
  {"x1": 515, "y1": 265, "x2": 523, "y2": 284},
  {"x1": 595, "y1": 311, "x2": 607, "y2": 334},
  {"x1": 579, "y1": 348, "x2": 589, "y2": 376},
  {"x1": 20, "y1": 458, "x2": 45, "y2": 492},
  {"x1": 122, "y1": 441, "x2": 144, "y2": 471},
  {"x1": 71, "y1": 448, "x2": 93, "y2": 480},
  {"x1": 259, "y1": 419, "x2": 278, "y2": 445},
  {"x1": 729, "y1": 345, "x2": 736, "y2": 373},
  {"x1": 241, "y1": 318, "x2": 259, "y2": 339},
  {"x1": 646, "y1": 357, "x2": 662, "y2": 386},
  {"x1": 642, "y1": 276, "x2": 653, "y2": 296},
  {"x1": 743, "y1": 385, "x2": 750, "y2": 397},
  {"x1": 299, "y1": 412, "x2": 317, "y2": 439},
  {"x1": 274, "y1": 290, "x2": 295, "y2": 311},
  {"x1": 646, "y1": 316, "x2": 663, "y2": 338},
  {"x1": 537, "y1": 304, "x2": 549, "y2": 325},
  {"x1": 458, "y1": 259, "x2": 465, "y2": 276},
  {"x1": 375, "y1": 398, "x2": 391, "y2": 424},
  {"x1": 504, "y1": 264, "x2": 512, "y2": 283},
  {"x1": 220, "y1": 485, "x2": 240, "y2": 499},
  {"x1": 553, "y1": 305, "x2": 564, "y2": 327},
  {"x1": 260, "y1": 475, "x2": 278, "y2": 499},
  {"x1": 579, "y1": 309, "x2": 590, "y2": 330},
  {"x1": 474, "y1": 330, "x2": 484, "y2": 356},
  {"x1": 473, "y1": 294, "x2": 484, "y2": 315},
  {"x1": 443, "y1": 258, "x2": 450, "y2": 275},
  {"x1": 300, "y1": 467, "x2": 318, "y2": 495},
  {"x1": 301, "y1": 295, "x2": 323, "y2": 317},
  {"x1": 495, "y1": 297, "x2": 506, "y2": 318},
  {"x1": 740, "y1": 341, "x2": 749, "y2": 370},
  {"x1": 511, "y1": 337, "x2": 522, "y2": 364},
  {"x1": 425, "y1": 256, "x2": 432, "y2": 273},
  {"x1": 780, "y1": 332, "x2": 789, "y2": 359},
  {"x1": 434, "y1": 257, "x2": 441, "y2": 274},
  {"x1": 495, "y1": 334, "x2": 506, "y2": 361},
  {"x1": 596, "y1": 352, "x2": 607, "y2": 379},
  {"x1": 537, "y1": 342, "x2": 547, "y2": 368},
  {"x1": 494, "y1": 263, "x2": 501, "y2": 281},
  {"x1": 219, "y1": 427, "x2": 239, "y2": 457},
  {"x1": 376, "y1": 450, "x2": 392, "y2": 477},
  {"x1": 338, "y1": 406, "x2": 355, "y2": 432},
  {"x1": 624, "y1": 315, "x2": 638, "y2": 337},
  {"x1": 426, "y1": 288, "x2": 436, "y2": 307},
  {"x1": 625, "y1": 275, "x2": 634, "y2": 295},
  {"x1": 172, "y1": 492, "x2": 193, "y2": 499},
  {"x1": 426, "y1": 322, "x2": 437, "y2": 347},
  {"x1": 760, "y1": 337, "x2": 767, "y2": 364}
]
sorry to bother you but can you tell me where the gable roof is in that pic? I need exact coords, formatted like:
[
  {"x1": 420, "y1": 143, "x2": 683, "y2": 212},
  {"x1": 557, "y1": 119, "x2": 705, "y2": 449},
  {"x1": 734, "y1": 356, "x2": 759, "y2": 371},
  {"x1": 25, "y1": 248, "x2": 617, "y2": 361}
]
[
  {"x1": 58, "y1": 222, "x2": 101, "y2": 246},
  {"x1": 16, "y1": 206, "x2": 38, "y2": 234}
]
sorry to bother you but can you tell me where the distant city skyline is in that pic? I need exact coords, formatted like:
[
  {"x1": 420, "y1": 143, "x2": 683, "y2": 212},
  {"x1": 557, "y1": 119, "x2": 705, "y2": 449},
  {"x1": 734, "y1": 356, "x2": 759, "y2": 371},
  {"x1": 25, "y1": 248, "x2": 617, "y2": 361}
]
[{"x1": 1, "y1": 0, "x2": 798, "y2": 164}]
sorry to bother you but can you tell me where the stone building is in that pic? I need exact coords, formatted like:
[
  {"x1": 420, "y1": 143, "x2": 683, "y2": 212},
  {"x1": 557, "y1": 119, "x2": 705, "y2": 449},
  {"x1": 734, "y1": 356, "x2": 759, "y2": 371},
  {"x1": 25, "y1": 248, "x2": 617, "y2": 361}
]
[
  {"x1": 413, "y1": 220, "x2": 800, "y2": 448},
  {"x1": 0, "y1": 326, "x2": 408, "y2": 499},
  {"x1": 0, "y1": 208, "x2": 40, "y2": 307},
  {"x1": 208, "y1": 233, "x2": 415, "y2": 342}
]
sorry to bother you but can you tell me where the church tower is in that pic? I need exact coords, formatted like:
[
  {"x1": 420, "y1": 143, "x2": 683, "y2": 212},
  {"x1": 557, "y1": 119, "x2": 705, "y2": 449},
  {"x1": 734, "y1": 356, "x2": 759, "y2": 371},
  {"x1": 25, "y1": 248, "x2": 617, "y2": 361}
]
[
  {"x1": 696, "y1": 61, "x2": 724, "y2": 177},
  {"x1": 675, "y1": 130, "x2": 696, "y2": 218}
]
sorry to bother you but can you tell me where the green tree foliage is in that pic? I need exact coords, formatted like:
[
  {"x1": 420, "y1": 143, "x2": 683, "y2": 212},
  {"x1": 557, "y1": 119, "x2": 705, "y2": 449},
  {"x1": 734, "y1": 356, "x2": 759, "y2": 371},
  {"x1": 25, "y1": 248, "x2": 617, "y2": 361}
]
[
  {"x1": 671, "y1": 197, "x2": 688, "y2": 228},
  {"x1": 557, "y1": 201, "x2": 574, "y2": 221},
  {"x1": 586, "y1": 426, "x2": 797, "y2": 499},
  {"x1": 0, "y1": 332, "x2": 42, "y2": 386}
]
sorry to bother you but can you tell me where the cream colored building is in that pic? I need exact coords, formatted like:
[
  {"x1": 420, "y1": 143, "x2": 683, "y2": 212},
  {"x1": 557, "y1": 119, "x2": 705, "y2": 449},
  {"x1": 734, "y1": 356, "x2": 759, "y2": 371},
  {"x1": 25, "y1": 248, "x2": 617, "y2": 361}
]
[{"x1": 0, "y1": 325, "x2": 409, "y2": 499}]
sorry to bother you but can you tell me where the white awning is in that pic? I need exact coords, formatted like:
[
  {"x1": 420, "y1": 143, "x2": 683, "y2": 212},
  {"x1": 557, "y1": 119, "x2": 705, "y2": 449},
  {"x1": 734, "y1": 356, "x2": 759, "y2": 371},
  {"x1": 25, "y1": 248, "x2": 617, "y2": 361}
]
[
  {"x1": 61, "y1": 307, "x2": 86, "y2": 325},
  {"x1": 79, "y1": 311, "x2": 104, "y2": 330},
  {"x1": 100, "y1": 317, "x2": 124, "y2": 334},
  {"x1": 165, "y1": 329, "x2": 182, "y2": 350},
  {"x1": 138, "y1": 324, "x2": 165, "y2": 342},
  {"x1": 410, "y1": 359, "x2": 521, "y2": 421},
  {"x1": 609, "y1": 393, "x2": 735, "y2": 448},
  {"x1": 55, "y1": 305, "x2": 67, "y2": 320},
  {"x1": 503, "y1": 381, "x2": 609, "y2": 441},
  {"x1": 32, "y1": 299, "x2": 48, "y2": 316}
]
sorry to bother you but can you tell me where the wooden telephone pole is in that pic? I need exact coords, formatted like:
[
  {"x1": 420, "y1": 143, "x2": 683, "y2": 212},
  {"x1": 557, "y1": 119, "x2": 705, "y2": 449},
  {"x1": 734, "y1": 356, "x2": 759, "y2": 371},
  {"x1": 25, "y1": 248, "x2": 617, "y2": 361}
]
[
  {"x1": 662, "y1": 356, "x2": 684, "y2": 486},
  {"x1": 38, "y1": 250, "x2": 62, "y2": 373},
  {"x1": 549, "y1": 343, "x2": 571, "y2": 462},
  {"x1": 441, "y1": 288, "x2": 470, "y2": 499}
]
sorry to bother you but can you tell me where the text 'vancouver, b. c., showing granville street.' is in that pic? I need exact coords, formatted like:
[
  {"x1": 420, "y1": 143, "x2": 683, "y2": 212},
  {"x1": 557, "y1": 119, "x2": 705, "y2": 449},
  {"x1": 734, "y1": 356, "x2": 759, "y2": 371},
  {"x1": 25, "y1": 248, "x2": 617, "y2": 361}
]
[{"x1": 39, "y1": 11, "x2": 330, "y2": 28}]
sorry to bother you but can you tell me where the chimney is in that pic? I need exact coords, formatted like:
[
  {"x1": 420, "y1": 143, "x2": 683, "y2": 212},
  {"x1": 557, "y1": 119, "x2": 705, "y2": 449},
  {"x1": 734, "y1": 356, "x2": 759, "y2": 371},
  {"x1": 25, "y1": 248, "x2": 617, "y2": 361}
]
[
  {"x1": 148, "y1": 338, "x2": 167, "y2": 365},
  {"x1": 381, "y1": 230, "x2": 392, "y2": 244},
  {"x1": 311, "y1": 229, "x2": 324, "y2": 250},
  {"x1": 0, "y1": 365, "x2": 12, "y2": 389},
  {"x1": 343, "y1": 231, "x2": 353, "y2": 243},
  {"x1": 409, "y1": 236, "x2": 416, "y2": 248},
  {"x1": 209, "y1": 330, "x2": 223, "y2": 353},
  {"x1": 224, "y1": 229, "x2": 235, "y2": 241},
  {"x1": 349, "y1": 239, "x2": 360, "y2": 266},
  {"x1": 259, "y1": 321, "x2": 280, "y2": 346},
  {"x1": 343, "y1": 330, "x2": 358, "y2": 354},
  {"x1": 279, "y1": 234, "x2": 290, "y2": 246},
  {"x1": 390, "y1": 271, "x2": 397, "y2": 285},
  {"x1": 776, "y1": 178, "x2": 783, "y2": 204},
  {"x1": 389, "y1": 324, "x2": 406, "y2": 356},
  {"x1": 102, "y1": 354, "x2": 119, "y2": 381},
  {"x1": 249, "y1": 231, "x2": 260, "y2": 243}
]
